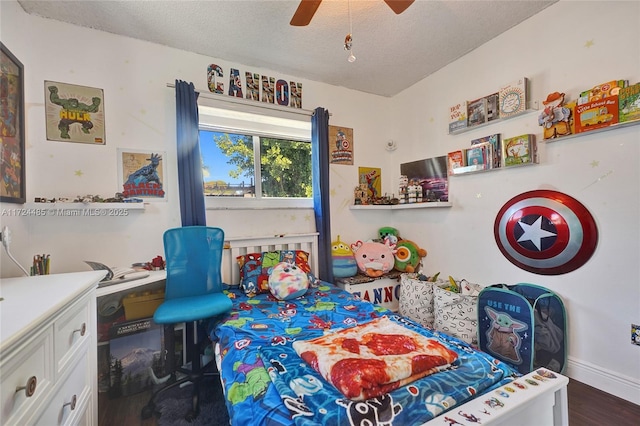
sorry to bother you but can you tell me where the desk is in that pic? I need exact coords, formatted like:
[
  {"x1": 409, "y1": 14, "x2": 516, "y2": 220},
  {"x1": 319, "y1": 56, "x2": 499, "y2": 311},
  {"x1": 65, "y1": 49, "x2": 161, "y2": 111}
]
[
  {"x1": 95, "y1": 270, "x2": 166, "y2": 298},
  {"x1": 95, "y1": 271, "x2": 168, "y2": 424}
]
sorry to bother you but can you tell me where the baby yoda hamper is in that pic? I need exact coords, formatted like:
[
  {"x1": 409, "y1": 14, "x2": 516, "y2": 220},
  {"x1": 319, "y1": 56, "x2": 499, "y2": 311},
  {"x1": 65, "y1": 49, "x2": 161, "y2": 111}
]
[{"x1": 477, "y1": 283, "x2": 567, "y2": 375}]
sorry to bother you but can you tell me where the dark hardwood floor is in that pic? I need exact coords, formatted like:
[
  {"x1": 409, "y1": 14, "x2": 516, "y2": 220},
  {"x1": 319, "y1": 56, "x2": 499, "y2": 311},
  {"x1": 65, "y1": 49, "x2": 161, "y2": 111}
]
[
  {"x1": 567, "y1": 378, "x2": 640, "y2": 425},
  {"x1": 100, "y1": 378, "x2": 640, "y2": 425}
]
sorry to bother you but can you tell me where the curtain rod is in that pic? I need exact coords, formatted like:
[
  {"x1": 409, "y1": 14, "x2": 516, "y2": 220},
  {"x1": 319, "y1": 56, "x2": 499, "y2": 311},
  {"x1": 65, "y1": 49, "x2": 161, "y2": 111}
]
[{"x1": 166, "y1": 83, "x2": 318, "y2": 117}]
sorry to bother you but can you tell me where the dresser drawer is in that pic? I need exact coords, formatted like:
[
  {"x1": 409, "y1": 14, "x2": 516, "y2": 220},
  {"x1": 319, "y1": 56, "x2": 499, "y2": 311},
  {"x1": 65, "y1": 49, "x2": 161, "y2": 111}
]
[
  {"x1": 0, "y1": 329, "x2": 54, "y2": 425},
  {"x1": 34, "y1": 351, "x2": 91, "y2": 426},
  {"x1": 55, "y1": 296, "x2": 91, "y2": 375}
]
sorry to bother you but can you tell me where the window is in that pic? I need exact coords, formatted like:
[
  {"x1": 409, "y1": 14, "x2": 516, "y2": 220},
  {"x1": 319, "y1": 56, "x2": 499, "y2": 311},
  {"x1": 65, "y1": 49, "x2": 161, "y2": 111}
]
[{"x1": 198, "y1": 103, "x2": 312, "y2": 209}]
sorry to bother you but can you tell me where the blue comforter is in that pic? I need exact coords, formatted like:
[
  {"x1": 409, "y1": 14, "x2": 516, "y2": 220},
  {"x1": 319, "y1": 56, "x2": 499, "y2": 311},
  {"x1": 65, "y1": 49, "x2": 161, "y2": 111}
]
[{"x1": 211, "y1": 282, "x2": 517, "y2": 425}]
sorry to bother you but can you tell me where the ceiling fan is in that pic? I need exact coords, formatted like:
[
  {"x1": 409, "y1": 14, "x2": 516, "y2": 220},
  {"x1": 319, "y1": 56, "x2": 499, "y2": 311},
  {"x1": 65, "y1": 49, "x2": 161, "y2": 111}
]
[{"x1": 290, "y1": 0, "x2": 415, "y2": 26}]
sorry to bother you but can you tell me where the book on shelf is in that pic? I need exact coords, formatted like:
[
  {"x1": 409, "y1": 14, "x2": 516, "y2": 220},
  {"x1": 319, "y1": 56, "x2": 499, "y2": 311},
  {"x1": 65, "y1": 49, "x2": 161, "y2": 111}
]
[
  {"x1": 619, "y1": 82, "x2": 640, "y2": 123},
  {"x1": 564, "y1": 100, "x2": 577, "y2": 135},
  {"x1": 499, "y1": 77, "x2": 528, "y2": 118},
  {"x1": 466, "y1": 142, "x2": 492, "y2": 170},
  {"x1": 447, "y1": 150, "x2": 466, "y2": 175},
  {"x1": 448, "y1": 100, "x2": 468, "y2": 133},
  {"x1": 471, "y1": 133, "x2": 501, "y2": 168},
  {"x1": 485, "y1": 93, "x2": 500, "y2": 122},
  {"x1": 502, "y1": 134, "x2": 536, "y2": 167},
  {"x1": 578, "y1": 79, "x2": 628, "y2": 105},
  {"x1": 467, "y1": 97, "x2": 487, "y2": 127},
  {"x1": 574, "y1": 96, "x2": 619, "y2": 133}
]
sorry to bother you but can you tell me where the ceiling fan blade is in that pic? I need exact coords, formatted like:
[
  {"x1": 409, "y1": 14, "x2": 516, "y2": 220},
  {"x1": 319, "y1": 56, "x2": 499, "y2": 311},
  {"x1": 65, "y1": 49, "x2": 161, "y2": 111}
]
[
  {"x1": 383, "y1": 0, "x2": 415, "y2": 15},
  {"x1": 290, "y1": 0, "x2": 323, "y2": 26}
]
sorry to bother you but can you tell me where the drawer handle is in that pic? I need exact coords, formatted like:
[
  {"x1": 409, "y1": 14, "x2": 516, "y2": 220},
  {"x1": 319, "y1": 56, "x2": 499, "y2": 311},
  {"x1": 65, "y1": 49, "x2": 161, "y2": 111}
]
[
  {"x1": 15, "y1": 376, "x2": 37, "y2": 397},
  {"x1": 73, "y1": 323, "x2": 87, "y2": 337},
  {"x1": 63, "y1": 394, "x2": 77, "y2": 411}
]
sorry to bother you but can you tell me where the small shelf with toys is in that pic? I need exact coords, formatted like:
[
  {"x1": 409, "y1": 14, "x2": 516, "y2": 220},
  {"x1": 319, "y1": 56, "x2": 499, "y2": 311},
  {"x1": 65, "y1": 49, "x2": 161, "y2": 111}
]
[{"x1": 349, "y1": 202, "x2": 452, "y2": 210}]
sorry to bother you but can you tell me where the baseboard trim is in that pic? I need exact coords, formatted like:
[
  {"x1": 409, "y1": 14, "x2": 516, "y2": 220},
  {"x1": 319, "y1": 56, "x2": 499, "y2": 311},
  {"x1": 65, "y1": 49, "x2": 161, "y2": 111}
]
[{"x1": 566, "y1": 357, "x2": 640, "y2": 405}]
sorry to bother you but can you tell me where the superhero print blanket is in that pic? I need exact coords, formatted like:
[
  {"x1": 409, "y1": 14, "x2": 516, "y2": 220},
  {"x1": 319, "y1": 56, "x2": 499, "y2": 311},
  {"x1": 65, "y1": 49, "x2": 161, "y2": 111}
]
[{"x1": 211, "y1": 282, "x2": 517, "y2": 426}]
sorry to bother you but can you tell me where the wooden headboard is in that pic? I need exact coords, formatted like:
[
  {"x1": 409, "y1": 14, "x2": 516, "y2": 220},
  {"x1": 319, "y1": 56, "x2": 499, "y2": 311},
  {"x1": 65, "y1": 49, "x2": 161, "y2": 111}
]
[{"x1": 222, "y1": 233, "x2": 319, "y2": 285}]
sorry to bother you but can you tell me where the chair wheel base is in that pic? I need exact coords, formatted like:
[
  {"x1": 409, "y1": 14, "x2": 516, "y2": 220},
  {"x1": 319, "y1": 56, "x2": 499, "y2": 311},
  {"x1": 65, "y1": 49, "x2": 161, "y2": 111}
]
[
  {"x1": 185, "y1": 409, "x2": 198, "y2": 422},
  {"x1": 141, "y1": 403, "x2": 158, "y2": 420}
]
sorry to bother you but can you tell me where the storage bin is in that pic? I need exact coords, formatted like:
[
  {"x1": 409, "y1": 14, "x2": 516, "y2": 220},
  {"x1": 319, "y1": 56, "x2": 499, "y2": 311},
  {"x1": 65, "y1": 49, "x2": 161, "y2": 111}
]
[
  {"x1": 122, "y1": 289, "x2": 165, "y2": 320},
  {"x1": 478, "y1": 283, "x2": 567, "y2": 374}
]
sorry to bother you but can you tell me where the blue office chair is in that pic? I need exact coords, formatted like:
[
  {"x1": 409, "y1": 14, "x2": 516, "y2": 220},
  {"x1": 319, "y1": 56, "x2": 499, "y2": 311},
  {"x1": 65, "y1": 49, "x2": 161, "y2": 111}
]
[{"x1": 141, "y1": 226, "x2": 233, "y2": 421}]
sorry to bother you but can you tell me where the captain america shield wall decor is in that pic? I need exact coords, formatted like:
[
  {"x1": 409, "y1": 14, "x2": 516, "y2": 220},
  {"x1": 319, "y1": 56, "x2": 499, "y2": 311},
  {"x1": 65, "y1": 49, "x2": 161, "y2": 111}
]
[{"x1": 494, "y1": 190, "x2": 598, "y2": 275}]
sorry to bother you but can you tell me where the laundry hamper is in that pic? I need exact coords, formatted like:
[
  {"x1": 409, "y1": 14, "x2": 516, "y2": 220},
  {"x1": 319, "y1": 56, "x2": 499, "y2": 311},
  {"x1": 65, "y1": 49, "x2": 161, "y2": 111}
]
[{"x1": 477, "y1": 283, "x2": 567, "y2": 375}]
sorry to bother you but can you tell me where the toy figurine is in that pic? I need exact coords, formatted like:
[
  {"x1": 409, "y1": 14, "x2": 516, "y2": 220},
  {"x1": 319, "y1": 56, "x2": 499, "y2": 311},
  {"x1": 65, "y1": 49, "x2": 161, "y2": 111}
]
[{"x1": 331, "y1": 235, "x2": 358, "y2": 278}]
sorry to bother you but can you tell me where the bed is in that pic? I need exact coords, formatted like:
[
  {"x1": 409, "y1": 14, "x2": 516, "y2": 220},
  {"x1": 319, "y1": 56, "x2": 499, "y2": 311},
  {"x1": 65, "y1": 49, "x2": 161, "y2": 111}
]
[{"x1": 211, "y1": 233, "x2": 569, "y2": 426}]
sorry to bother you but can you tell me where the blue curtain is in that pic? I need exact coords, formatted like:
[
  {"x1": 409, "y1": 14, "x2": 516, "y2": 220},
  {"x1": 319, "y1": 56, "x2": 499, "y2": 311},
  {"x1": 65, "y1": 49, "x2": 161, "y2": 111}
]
[
  {"x1": 175, "y1": 80, "x2": 206, "y2": 226},
  {"x1": 311, "y1": 107, "x2": 334, "y2": 283}
]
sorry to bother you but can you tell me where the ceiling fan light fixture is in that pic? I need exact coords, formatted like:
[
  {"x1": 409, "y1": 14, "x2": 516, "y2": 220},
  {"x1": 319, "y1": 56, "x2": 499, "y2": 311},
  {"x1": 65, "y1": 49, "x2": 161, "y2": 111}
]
[
  {"x1": 344, "y1": 34, "x2": 353, "y2": 51},
  {"x1": 344, "y1": 34, "x2": 356, "y2": 62},
  {"x1": 345, "y1": 1, "x2": 356, "y2": 63}
]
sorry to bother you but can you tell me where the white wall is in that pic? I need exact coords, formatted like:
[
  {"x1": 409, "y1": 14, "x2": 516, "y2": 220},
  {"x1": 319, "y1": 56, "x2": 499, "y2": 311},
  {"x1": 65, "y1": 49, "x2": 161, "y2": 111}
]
[
  {"x1": 0, "y1": 0, "x2": 390, "y2": 275},
  {"x1": 1, "y1": 0, "x2": 638, "y2": 404},
  {"x1": 385, "y1": 0, "x2": 640, "y2": 404}
]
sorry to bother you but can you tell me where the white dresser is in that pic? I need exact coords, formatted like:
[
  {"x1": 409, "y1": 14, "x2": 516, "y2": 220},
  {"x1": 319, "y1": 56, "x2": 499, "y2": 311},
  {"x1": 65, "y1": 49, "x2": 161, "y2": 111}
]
[{"x1": 0, "y1": 271, "x2": 106, "y2": 426}]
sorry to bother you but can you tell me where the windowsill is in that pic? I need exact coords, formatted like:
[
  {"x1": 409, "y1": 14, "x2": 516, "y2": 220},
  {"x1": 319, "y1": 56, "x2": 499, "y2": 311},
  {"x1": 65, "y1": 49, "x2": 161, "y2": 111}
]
[
  {"x1": 206, "y1": 205, "x2": 313, "y2": 210},
  {"x1": 205, "y1": 197, "x2": 313, "y2": 210}
]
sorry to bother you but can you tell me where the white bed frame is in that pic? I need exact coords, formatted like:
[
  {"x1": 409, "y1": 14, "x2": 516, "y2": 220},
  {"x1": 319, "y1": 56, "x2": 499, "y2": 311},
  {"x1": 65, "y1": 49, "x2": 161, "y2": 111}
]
[
  {"x1": 222, "y1": 232, "x2": 319, "y2": 285},
  {"x1": 218, "y1": 233, "x2": 569, "y2": 426}
]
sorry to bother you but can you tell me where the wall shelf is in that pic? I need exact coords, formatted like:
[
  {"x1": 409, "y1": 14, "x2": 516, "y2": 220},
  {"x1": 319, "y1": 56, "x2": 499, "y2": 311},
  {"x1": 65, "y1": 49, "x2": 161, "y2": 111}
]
[
  {"x1": 349, "y1": 202, "x2": 452, "y2": 210},
  {"x1": 541, "y1": 118, "x2": 640, "y2": 143},
  {"x1": 448, "y1": 102, "x2": 539, "y2": 136},
  {"x1": 25, "y1": 202, "x2": 146, "y2": 211},
  {"x1": 451, "y1": 160, "x2": 537, "y2": 176}
]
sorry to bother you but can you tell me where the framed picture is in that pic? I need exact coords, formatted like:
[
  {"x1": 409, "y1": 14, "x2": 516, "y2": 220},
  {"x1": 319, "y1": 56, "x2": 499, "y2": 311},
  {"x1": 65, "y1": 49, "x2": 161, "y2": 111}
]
[
  {"x1": 117, "y1": 149, "x2": 167, "y2": 201},
  {"x1": 358, "y1": 166, "x2": 381, "y2": 200},
  {"x1": 44, "y1": 80, "x2": 105, "y2": 144},
  {"x1": 329, "y1": 125, "x2": 354, "y2": 165},
  {"x1": 0, "y1": 43, "x2": 26, "y2": 204}
]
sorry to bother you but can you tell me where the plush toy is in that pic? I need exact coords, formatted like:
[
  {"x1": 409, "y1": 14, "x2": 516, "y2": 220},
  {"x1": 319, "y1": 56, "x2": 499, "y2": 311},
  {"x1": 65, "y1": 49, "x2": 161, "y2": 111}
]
[
  {"x1": 394, "y1": 239, "x2": 427, "y2": 273},
  {"x1": 378, "y1": 227, "x2": 399, "y2": 244},
  {"x1": 268, "y1": 262, "x2": 310, "y2": 300},
  {"x1": 350, "y1": 240, "x2": 397, "y2": 278},
  {"x1": 331, "y1": 235, "x2": 358, "y2": 278}
]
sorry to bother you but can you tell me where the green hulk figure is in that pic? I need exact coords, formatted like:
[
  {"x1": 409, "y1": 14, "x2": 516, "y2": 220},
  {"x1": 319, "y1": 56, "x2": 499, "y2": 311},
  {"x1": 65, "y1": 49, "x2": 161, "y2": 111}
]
[{"x1": 48, "y1": 85, "x2": 101, "y2": 139}]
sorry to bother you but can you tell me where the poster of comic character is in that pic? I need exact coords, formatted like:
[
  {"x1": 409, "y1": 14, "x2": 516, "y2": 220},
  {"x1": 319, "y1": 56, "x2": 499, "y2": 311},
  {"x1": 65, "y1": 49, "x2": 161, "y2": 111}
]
[
  {"x1": 118, "y1": 149, "x2": 167, "y2": 201},
  {"x1": 358, "y1": 166, "x2": 381, "y2": 201},
  {"x1": 44, "y1": 80, "x2": 105, "y2": 144},
  {"x1": 329, "y1": 125, "x2": 354, "y2": 165}
]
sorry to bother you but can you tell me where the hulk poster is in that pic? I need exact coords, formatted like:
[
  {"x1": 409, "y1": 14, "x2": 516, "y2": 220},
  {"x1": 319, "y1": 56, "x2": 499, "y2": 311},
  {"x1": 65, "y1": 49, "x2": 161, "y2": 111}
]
[{"x1": 45, "y1": 80, "x2": 105, "y2": 144}]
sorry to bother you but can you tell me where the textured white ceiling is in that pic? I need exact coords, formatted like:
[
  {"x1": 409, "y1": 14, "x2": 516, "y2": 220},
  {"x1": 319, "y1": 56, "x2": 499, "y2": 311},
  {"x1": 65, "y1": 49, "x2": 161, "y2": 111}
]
[{"x1": 18, "y1": 0, "x2": 557, "y2": 97}]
